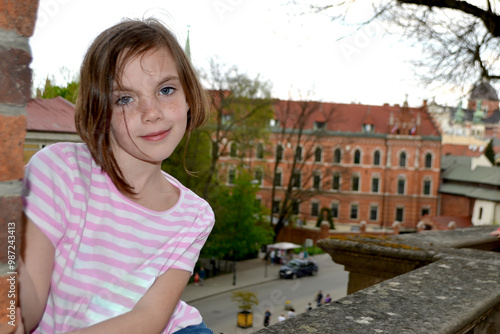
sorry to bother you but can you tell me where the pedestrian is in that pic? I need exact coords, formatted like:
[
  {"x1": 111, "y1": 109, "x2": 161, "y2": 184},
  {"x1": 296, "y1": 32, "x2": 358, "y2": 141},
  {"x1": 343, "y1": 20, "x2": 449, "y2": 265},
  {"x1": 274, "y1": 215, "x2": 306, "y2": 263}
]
[
  {"x1": 306, "y1": 303, "x2": 313, "y2": 311},
  {"x1": 278, "y1": 314, "x2": 286, "y2": 322},
  {"x1": 324, "y1": 294, "x2": 332, "y2": 304},
  {"x1": 264, "y1": 308, "x2": 272, "y2": 327},
  {"x1": 270, "y1": 249, "x2": 276, "y2": 264},
  {"x1": 316, "y1": 290, "x2": 323, "y2": 307},
  {"x1": 194, "y1": 272, "x2": 200, "y2": 286},
  {"x1": 210, "y1": 257, "x2": 216, "y2": 277},
  {"x1": 17, "y1": 18, "x2": 215, "y2": 334},
  {"x1": 199, "y1": 267, "x2": 206, "y2": 286},
  {"x1": 288, "y1": 308, "x2": 296, "y2": 318}
]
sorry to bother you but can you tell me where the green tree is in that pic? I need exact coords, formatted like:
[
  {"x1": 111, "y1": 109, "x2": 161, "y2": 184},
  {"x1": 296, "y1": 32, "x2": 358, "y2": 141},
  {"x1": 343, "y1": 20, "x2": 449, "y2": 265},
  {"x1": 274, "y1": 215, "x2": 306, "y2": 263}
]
[
  {"x1": 161, "y1": 129, "x2": 212, "y2": 196},
  {"x1": 36, "y1": 68, "x2": 79, "y2": 103},
  {"x1": 485, "y1": 139, "x2": 495, "y2": 165},
  {"x1": 202, "y1": 171, "x2": 273, "y2": 260}
]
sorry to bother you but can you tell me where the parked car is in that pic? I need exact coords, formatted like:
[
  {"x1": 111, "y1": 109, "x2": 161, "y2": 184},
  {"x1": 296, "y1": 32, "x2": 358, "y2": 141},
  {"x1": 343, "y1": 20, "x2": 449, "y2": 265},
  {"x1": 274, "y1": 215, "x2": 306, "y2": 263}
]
[{"x1": 279, "y1": 259, "x2": 318, "y2": 279}]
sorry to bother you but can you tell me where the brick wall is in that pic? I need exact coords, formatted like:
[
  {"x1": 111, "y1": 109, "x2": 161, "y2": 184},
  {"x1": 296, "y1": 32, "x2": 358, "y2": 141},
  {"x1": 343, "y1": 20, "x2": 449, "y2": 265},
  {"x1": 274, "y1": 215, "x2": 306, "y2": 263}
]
[
  {"x1": 440, "y1": 193, "x2": 474, "y2": 217},
  {"x1": 0, "y1": 1, "x2": 39, "y2": 332}
]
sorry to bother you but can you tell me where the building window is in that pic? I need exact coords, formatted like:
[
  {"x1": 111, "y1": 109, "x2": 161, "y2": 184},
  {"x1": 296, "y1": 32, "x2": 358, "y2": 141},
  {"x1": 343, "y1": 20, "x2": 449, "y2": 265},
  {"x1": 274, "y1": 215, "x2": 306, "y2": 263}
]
[
  {"x1": 272, "y1": 199, "x2": 281, "y2": 214},
  {"x1": 425, "y1": 153, "x2": 432, "y2": 168},
  {"x1": 397, "y1": 178, "x2": 405, "y2": 195},
  {"x1": 314, "y1": 147, "x2": 322, "y2": 162},
  {"x1": 228, "y1": 169, "x2": 236, "y2": 184},
  {"x1": 313, "y1": 172, "x2": 321, "y2": 190},
  {"x1": 295, "y1": 145, "x2": 303, "y2": 161},
  {"x1": 333, "y1": 148, "x2": 342, "y2": 164},
  {"x1": 314, "y1": 121, "x2": 325, "y2": 130},
  {"x1": 276, "y1": 144, "x2": 284, "y2": 161},
  {"x1": 423, "y1": 179, "x2": 431, "y2": 195},
  {"x1": 354, "y1": 149, "x2": 361, "y2": 165},
  {"x1": 373, "y1": 150, "x2": 380, "y2": 166},
  {"x1": 256, "y1": 143, "x2": 264, "y2": 159},
  {"x1": 350, "y1": 204, "x2": 359, "y2": 220},
  {"x1": 254, "y1": 169, "x2": 263, "y2": 185},
  {"x1": 230, "y1": 142, "x2": 238, "y2": 158},
  {"x1": 421, "y1": 207, "x2": 430, "y2": 217},
  {"x1": 369, "y1": 205, "x2": 378, "y2": 221},
  {"x1": 274, "y1": 170, "x2": 282, "y2": 187},
  {"x1": 351, "y1": 175, "x2": 360, "y2": 192},
  {"x1": 332, "y1": 173, "x2": 341, "y2": 191},
  {"x1": 399, "y1": 152, "x2": 407, "y2": 167},
  {"x1": 311, "y1": 202, "x2": 320, "y2": 217},
  {"x1": 331, "y1": 202, "x2": 339, "y2": 218},
  {"x1": 371, "y1": 177, "x2": 379, "y2": 193},
  {"x1": 291, "y1": 200, "x2": 300, "y2": 215},
  {"x1": 395, "y1": 207, "x2": 404, "y2": 222},
  {"x1": 292, "y1": 170, "x2": 301, "y2": 188}
]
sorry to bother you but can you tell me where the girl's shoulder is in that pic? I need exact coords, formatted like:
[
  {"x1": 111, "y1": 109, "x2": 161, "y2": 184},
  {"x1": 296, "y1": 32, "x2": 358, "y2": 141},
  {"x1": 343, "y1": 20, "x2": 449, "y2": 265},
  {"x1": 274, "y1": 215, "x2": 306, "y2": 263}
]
[
  {"x1": 162, "y1": 172, "x2": 214, "y2": 216},
  {"x1": 31, "y1": 142, "x2": 92, "y2": 167}
]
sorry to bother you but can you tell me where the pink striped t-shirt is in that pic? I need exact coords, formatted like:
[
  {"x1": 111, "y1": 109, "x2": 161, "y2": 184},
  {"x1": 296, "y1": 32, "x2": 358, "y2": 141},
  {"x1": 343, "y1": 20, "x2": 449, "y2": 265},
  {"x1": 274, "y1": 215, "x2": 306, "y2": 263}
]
[{"x1": 22, "y1": 142, "x2": 214, "y2": 333}]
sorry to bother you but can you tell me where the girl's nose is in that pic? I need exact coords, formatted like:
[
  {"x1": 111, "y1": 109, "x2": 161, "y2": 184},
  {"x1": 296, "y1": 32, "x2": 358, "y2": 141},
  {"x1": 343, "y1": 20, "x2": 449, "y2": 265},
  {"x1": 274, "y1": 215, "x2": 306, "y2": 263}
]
[{"x1": 139, "y1": 97, "x2": 163, "y2": 122}]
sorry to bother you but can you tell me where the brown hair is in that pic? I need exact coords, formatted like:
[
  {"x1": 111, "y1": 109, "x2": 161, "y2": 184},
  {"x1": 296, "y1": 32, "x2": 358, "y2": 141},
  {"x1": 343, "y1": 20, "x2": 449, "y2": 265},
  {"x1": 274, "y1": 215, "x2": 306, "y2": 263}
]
[{"x1": 75, "y1": 18, "x2": 210, "y2": 195}]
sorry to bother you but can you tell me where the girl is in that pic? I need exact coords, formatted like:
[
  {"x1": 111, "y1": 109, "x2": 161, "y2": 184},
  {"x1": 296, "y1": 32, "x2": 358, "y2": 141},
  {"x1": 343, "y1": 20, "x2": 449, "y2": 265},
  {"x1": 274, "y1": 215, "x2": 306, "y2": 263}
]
[{"x1": 18, "y1": 18, "x2": 214, "y2": 334}]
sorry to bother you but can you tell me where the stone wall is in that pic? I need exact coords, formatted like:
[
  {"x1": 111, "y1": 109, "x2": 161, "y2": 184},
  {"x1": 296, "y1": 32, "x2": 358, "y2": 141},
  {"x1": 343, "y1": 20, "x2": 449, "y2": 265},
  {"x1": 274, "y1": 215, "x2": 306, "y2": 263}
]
[{"x1": 0, "y1": 1, "x2": 39, "y2": 332}]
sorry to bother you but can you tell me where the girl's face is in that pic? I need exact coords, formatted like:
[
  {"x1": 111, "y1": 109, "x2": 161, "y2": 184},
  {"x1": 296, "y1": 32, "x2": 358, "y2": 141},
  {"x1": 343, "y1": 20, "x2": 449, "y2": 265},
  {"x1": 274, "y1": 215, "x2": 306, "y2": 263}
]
[{"x1": 110, "y1": 47, "x2": 189, "y2": 167}]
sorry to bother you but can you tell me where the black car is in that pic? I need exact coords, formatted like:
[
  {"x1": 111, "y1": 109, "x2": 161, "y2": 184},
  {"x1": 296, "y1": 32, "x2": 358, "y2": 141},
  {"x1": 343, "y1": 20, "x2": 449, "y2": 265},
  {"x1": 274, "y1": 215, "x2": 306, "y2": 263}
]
[{"x1": 279, "y1": 259, "x2": 318, "y2": 279}]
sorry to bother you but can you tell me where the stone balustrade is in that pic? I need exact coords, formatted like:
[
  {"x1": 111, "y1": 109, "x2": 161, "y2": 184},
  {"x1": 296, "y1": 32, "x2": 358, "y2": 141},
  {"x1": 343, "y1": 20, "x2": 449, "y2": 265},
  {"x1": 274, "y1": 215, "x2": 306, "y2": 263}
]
[{"x1": 254, "y1": 226, "x2": 500, "y2": 334}]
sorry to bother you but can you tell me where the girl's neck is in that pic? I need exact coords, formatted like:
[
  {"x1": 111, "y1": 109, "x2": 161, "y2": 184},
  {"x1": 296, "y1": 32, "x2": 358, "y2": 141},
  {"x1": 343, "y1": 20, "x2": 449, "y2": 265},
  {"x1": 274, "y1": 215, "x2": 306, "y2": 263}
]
[{"x1": 121, "y1": 161, "x2": 179, "y2": 212}]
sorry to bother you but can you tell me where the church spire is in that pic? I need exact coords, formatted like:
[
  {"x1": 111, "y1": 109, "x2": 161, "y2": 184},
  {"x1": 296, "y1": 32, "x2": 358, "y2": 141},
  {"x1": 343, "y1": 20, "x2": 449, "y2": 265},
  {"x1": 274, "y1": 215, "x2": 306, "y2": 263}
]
[{"x1": 184, "y1": 25, "x2": 191, "y2": 60}]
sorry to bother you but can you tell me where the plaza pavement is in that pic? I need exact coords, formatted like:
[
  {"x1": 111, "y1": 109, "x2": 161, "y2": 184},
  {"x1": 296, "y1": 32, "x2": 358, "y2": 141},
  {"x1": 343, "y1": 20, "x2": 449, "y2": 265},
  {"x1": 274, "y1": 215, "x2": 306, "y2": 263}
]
[
  {"x1": 182, "y1": 253, "x2": 332, "y2": 303},
  {"x1": 181, "y1": 254, "x2": 283, "y2": 303}
]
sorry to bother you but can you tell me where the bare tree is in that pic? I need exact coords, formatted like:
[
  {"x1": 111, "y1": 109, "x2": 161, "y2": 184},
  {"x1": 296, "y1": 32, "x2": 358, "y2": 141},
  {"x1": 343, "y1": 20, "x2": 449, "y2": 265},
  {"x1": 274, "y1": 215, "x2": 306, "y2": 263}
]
[
  {"x1": 296, "y1": 0, "x2": 500, "y2": 95},
  {"x1": 268, "y1": 94, "x2": 338, "y2": 241},
  {"x1": 202, "y1": 59, "x2": 274, "y2": 199}
]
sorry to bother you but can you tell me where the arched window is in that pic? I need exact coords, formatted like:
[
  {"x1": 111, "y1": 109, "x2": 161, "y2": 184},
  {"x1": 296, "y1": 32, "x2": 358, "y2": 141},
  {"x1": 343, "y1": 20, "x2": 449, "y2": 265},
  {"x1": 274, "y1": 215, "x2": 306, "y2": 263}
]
[
  {"x1": 373, "y1": 150, "x2": 380, "y2": 166},
  {"x1": 230, "y1": 142, "x2": 238, "y2": 158},
  {"x1": 256, "y1": 143, "x2": 264, "y2": 159},
  {"x1": 333, "y1": 148, "x2": 342, "y2": 164},
  {"x1": 276, "y1": 144, "x2": 284, "y2": 161},
  {"x1": 314, "y1": 147, "x2": 322, "y2": 162},
  {"x1": 295, "y1": 146, "x2": 303, "y2": 161},
  {"x1": 425, "y1": 153, "x2": 432, "y2": 168},
  {"x1": 354, "y1": 149, "x2": 361, "y2": 165},
  {"x1": 399, "y1": 152, "x2": 407, "y2": 167}
]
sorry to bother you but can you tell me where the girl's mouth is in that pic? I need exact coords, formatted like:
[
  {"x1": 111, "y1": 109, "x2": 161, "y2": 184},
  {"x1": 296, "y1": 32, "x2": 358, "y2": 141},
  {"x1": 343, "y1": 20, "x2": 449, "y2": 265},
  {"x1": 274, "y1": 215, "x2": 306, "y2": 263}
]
[{"x1": 141, "y1": 130, "x2": 169, "y2": 141}]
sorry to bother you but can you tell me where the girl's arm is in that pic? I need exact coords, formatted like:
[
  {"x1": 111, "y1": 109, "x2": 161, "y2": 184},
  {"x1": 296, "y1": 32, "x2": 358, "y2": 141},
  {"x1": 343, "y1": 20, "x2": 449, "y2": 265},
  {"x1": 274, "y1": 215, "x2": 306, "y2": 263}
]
[
  {"x1": 490, "y1": 227, "x2": 500, "y2": 238},
  {"x1": 69, "y1": 268, "x2": 191, "y2": 334},
  {"x1": 18, "y1": 217, "x2": 55, "y2": 331}
]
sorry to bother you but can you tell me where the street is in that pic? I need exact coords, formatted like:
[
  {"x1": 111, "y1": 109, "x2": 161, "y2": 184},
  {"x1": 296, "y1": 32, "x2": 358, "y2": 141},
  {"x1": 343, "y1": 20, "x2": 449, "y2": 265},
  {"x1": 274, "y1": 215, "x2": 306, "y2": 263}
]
[{"x1": 190, "y1": 254, "x2": 349, "y2": 334}]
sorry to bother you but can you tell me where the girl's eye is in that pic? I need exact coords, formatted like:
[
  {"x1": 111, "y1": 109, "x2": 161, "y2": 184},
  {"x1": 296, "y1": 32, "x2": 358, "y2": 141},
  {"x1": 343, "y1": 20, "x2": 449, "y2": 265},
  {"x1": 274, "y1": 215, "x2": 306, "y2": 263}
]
[
  {"x1": 116, "y1": 96, "x2": 133, "y2": 105},
  {"x1": 160, "y1": 86, "x2": 175, "y2": 96}
]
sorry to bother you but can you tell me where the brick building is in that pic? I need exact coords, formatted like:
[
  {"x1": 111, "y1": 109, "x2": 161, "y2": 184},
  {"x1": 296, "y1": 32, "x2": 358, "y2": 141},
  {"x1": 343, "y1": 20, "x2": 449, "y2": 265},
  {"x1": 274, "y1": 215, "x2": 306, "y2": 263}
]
[
  {"x1": 0, "y1": 1, "x2": 39, "y2": 332},
  {"x1": 220, "y1": 99, "x2": 441, "y2": 231}
]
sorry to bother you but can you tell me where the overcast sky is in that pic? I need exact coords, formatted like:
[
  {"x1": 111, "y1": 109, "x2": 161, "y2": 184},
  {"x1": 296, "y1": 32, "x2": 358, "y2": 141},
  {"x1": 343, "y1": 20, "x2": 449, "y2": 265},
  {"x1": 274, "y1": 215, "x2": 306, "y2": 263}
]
[{"x1": 30, "y1": 0, "x2": 465, "y2": 108}]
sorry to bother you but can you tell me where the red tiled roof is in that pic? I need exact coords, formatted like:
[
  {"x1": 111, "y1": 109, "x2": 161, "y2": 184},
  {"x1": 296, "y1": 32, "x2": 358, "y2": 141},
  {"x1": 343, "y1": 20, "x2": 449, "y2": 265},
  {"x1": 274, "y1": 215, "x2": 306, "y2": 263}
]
[
  {"x1": 442, "y1": 144, "x2": 483, "y2": 157},
  {"x1": 273, "y1": 100, "x2": 440, "y2": 136},
  {"x1": 26, "y1": 97, "x2": 76, "y2": 133}
]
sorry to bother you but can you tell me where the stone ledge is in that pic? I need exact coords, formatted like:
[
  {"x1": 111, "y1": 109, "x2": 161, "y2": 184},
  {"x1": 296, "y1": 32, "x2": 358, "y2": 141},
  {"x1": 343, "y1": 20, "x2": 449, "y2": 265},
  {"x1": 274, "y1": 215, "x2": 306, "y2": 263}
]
[
  {"x1": 254, "y1": 226, "x2": 500, "y2": 334},
  {"x1": 254, "y1": 257, "x2": 500, "y2": 334}
]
